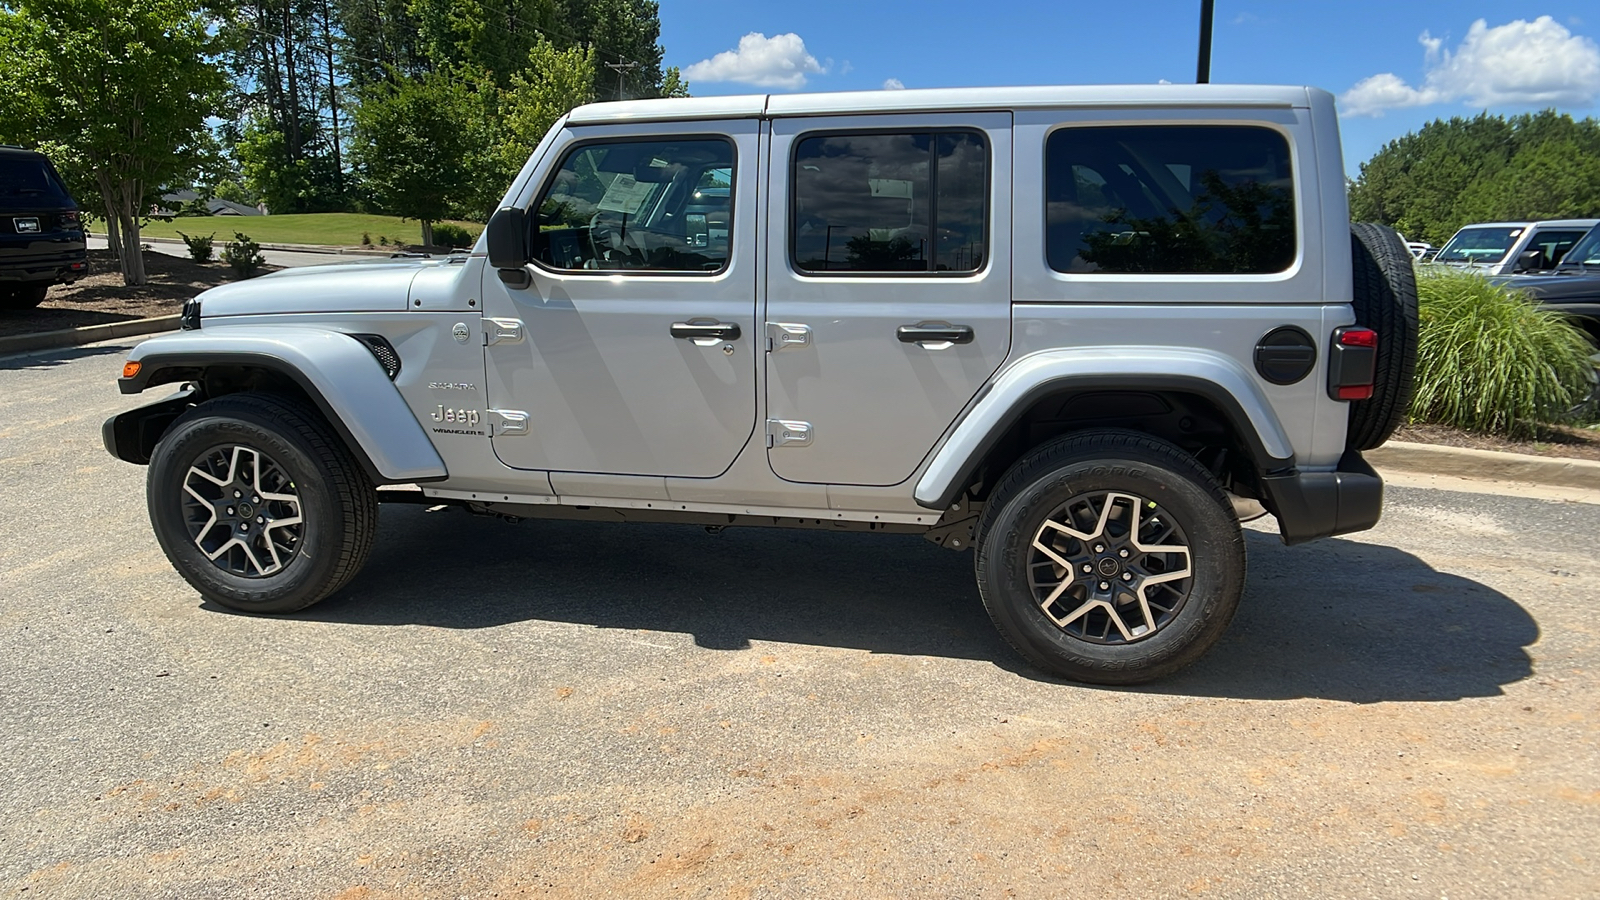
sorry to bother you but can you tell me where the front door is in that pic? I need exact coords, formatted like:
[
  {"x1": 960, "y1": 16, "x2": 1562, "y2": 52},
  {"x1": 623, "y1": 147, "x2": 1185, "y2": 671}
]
[
  {"x1": 764, "y1": 113, "x2": 1013, "y2": 485},
  {"x1": 482, "y1": 121, "x2": 759, "y2": 477}
]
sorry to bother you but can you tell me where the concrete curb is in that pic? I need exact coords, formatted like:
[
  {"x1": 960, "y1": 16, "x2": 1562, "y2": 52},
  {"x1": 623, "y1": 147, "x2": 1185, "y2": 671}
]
[
  {"x1": 0, "y1": 314, "x2": 179, "y2": 357},
  {"x1": 1367, "y1": 440, "x2": 1600, "y2": 491}
]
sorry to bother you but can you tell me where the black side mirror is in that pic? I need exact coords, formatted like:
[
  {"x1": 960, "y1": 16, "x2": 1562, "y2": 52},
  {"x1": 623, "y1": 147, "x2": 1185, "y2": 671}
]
[
  {"x1": 1514, "y1": 249, "x2": 1544, "y2": 273},
  {"x1": 486, "y1": 206, "x2": 529, "y2": 270}
]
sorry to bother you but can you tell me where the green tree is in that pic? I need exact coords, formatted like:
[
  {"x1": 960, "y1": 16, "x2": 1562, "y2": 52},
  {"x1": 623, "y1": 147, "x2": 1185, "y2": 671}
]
[
  {"x1": 1349, "y1": 110, "x2": 1600, "y2": 245},
  {"x1": 0, "y1": 0, "x2": 229, "y2": 284},
  {"x1": 350, "y1": 68, "x2": 479, "y2": 246},
  {"x1": 474, "y1": 39, "x2": 596, "y2": 214}
]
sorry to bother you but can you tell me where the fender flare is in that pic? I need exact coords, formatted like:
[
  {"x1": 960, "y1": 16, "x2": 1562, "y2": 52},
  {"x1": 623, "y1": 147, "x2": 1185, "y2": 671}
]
[
  {"x1": 117, "y1": 326, "x2": 448, "y2": 484},
  {"x1": 914, "y1": 347, "x2": 1297, "y2": 510}
]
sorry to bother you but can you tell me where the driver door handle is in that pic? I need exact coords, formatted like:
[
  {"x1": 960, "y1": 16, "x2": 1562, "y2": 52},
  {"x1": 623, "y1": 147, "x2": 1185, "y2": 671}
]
[
  {"x1": 670, "y1": 321, "x2": 741, "y2": 341},
  {"x1": 896, "y1": 323, "x2": 974, "y2": 345}
]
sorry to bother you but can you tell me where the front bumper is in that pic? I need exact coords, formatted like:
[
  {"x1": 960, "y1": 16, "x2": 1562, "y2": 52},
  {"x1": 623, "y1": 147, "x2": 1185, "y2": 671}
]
[{"x1": 1258, "y1": 451, "x2": 1383, "y2": 545}]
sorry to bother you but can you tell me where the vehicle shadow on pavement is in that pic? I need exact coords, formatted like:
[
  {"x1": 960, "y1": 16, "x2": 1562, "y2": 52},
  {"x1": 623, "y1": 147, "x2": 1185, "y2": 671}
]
[
  {"x1": 0, "y1": 343, "x2": 125, "y2": 370},
  {"x1": 1144, "y1": 531, "x2": 1536, "y2": 702},
  {"x1": 295, "y1": 508, "x2": 1535, "y2": 703}
]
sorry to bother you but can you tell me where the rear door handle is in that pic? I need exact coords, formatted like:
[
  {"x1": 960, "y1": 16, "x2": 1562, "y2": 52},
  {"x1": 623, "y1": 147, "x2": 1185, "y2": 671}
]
[
  {"x1": 670, "y1": 321, "x2": 742, "y2": 341},
  {"x1": 897, "y1": 323, "x2": 974, "y2": 345}
]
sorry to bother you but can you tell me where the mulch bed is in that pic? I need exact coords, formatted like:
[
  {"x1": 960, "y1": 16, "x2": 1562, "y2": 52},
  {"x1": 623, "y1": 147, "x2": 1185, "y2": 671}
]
[
  {"x1": 0, "y1": 249, "x2": 278, "y2": 338},
  {"x1": 1393, "y1": 422, "x2": 1600, "y2": 462}
]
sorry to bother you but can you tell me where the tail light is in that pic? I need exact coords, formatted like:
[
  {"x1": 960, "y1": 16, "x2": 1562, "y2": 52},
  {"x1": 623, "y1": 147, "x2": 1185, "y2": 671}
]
[
  {"x1": 1328, "y1": 326, "x2": 1377, "y2": 401},
  {"x1": 60, "y1": 211, "x2": 81, "y2": 230}
]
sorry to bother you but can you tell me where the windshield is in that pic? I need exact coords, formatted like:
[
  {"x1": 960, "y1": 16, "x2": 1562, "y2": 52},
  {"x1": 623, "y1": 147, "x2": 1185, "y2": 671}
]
[
  {"x1": 1435, "y1": 226, "x2": 1520, "y2": 265},
  {"x1": 1557, "y1": 227, "x2": 1600, "y2": 269}
]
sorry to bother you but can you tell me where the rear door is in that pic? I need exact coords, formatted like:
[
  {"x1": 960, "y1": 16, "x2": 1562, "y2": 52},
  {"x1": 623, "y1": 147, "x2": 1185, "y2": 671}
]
[{"x1": 763, "y1": 112, "x2": 1012, "y2": 485}]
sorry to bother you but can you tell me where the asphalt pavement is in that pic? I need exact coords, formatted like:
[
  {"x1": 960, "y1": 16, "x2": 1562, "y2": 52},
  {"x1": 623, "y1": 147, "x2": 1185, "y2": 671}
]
[{"x1": 2, "y1": 340, "x2": 1597, "y2": 898}]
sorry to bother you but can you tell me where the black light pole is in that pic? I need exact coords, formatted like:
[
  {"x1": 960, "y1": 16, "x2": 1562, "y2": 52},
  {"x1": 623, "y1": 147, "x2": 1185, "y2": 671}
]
[{"x1": 1197, "y1": 0, "x2": 1215, "y2": 84}]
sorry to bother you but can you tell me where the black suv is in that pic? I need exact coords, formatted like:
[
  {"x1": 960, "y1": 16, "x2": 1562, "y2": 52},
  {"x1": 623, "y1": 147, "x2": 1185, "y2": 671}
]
[{"x1": 0, "y1": 147, "x2": 87, "y2": 310}]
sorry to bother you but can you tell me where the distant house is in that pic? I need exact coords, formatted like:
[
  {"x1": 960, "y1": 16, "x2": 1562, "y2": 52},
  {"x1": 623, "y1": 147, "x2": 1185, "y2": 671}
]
[{"x1": 155, "y1": 189, "x2": 264, "y2": 217}]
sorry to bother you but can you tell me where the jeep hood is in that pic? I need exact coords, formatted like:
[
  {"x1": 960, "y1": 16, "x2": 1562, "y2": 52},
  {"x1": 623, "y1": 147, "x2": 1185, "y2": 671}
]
[{"x1": 195, "y1": 256, "x2": 452, "y2": 317}]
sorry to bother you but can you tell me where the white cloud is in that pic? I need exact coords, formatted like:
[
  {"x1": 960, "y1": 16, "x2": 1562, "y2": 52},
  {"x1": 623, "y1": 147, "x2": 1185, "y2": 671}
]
[
  {"x1": 682, "y1": 33, "x2": 826, "y2": 90},
  {"x1": 882, "y1": 78, "x2": 905, "y2": 90},
  {"x1": 1341, "y1": 17, "x2": 1600, "y2": 116}
]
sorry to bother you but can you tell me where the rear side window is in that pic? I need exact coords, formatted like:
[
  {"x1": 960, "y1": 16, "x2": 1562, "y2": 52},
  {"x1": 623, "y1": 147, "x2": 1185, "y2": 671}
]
[
  {"x1": 531, "y1": 137, "x2": 734, "y2": 273},
  {"x1": 792, "y1": 130, "x2": 988, "y2": 274},
  {"x1": 0, "y1": 157, "x2": 69, "y2": 202},
  {"x1": 1045, "y1": 125, "x2": 1295, "y2": 275}
]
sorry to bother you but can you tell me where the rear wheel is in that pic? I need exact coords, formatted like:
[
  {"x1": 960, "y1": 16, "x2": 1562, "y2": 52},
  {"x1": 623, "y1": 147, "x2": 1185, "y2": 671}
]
[
  {"x1": 147, "y1": 392, "x2": 378, "y2": 614},
  {"x1": 0, "y1": 285, "x2": 49, "y2": 310},
  {"x1": 974, "y1": 431, "x2": 1245, "y2": 684}
]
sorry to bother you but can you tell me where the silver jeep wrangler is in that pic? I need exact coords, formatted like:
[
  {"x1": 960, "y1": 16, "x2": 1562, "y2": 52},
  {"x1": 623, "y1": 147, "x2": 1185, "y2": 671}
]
[{"x1": 104, "y1": 85, "x2": 1418, "y2": 684}]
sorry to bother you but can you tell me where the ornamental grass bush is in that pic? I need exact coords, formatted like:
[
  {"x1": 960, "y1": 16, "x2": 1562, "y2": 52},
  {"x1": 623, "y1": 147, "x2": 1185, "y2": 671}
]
[{"x1": 1410, "y1": 267, "x2": 1597, "y2": 437}]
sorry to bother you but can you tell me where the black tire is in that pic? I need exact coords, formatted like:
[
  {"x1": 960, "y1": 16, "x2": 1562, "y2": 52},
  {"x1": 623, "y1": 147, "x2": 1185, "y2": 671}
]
[
  {"x1": 0, "y1": 285, "x2": 49, "y2": 310},
  {"x1": 147, "y1": 392, "x2": 378, "y2": 614},
  {"x1": 973, "y1": 430, "x2": 1245, "y2": 685},
  {"x1": 1347, "y1": 222, "x2": 1419, "y2": 450}
]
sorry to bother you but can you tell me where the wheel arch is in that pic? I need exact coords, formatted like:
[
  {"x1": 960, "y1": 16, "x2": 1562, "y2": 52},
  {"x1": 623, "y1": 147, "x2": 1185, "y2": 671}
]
[
  {"x1": 113, "y1": 328, "x2": 447, "y2": 485},
  {"x1": 914, "y1": 349, "x2": 1297, "y2": 511}
]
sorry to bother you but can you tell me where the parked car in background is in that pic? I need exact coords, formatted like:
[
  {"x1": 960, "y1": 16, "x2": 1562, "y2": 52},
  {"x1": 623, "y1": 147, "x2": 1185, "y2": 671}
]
[
  {"x1": 1433, "y1": 219, "x2": 1597, "y2": 275},
  {"x1": 1495, "y1": 223, "x2": 1600, "y2": 342},
  {"x1": 0, "y1": 146, "x2": 87, "y2": 310},
  {"x1": 1404, "y1": 241, "x2": 1435, "y2": 260}
]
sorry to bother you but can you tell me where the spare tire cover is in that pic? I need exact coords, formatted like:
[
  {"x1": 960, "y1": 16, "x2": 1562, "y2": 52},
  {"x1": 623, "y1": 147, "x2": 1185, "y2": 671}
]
[{"x1": 1347, "y1": 223, "x2": 1419, "y2": 451}]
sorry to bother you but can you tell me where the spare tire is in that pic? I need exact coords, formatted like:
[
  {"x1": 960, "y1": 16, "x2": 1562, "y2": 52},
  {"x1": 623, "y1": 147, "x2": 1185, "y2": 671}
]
[{"x1": 1346, "y1": 223, "x2": 1418, "y2": 450}]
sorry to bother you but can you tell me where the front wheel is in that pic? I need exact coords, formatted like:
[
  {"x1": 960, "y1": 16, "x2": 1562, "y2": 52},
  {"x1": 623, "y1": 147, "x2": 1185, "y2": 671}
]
[
  {"x1": 147, "y1": 392, "x2": 378, "y2": 613},
  {"x1": 973, "y1": 431, "x2": 1246, "y2": 684}
]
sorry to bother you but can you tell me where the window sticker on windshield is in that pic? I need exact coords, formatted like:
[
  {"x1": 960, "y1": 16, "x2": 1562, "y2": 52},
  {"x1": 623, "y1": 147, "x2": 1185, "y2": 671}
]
[{"x1": 596, "y1": 173, "x2": 656, "y2": 214}]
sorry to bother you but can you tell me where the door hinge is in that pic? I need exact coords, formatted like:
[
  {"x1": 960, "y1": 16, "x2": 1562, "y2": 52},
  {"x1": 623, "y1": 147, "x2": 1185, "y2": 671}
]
[
  {"x1": 766, "y1": 419, "x2": 813, "y2": 448},
  {"x1": 483, "y1": 318, "x2": 524, "y2": 346},
  {"x1": 490, "y1": 409, "x2": 529, "y2": 436},
  {"x1": 765, "y1": 322, "x2": 811, "y2": 352}
]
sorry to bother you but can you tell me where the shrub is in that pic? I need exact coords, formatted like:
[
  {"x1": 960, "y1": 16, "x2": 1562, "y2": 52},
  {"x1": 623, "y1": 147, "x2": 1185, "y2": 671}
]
[
  {"x1": 222, "y1": 232, "x2": 267, "y2": 279},
  {"x1": 174, "y1": 230, "x2": 215, "y2": 262},
  {"x1": 361, "y1": 231, "x2": 372, "y2": 246},
  {"x1": 1410, "y1": 268, "x2": 1597, "y2": 437},
  {"x1": 378, "y1": 235, "x2": 389, "y2": 246},
  {"x1": 431, "y1": 222, "x2": 479, "y2": 249}
]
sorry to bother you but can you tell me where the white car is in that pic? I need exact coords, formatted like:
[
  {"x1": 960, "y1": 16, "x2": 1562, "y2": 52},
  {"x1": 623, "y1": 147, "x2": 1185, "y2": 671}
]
[{"x1": 1433, "y1": 219, "x2": 1598, "y2": 275}]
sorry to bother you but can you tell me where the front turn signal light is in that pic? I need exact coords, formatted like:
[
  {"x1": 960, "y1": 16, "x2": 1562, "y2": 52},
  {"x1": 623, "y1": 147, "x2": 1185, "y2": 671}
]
[{"x1": 122, "y1": 361, "x2": 141, "y2": 379}]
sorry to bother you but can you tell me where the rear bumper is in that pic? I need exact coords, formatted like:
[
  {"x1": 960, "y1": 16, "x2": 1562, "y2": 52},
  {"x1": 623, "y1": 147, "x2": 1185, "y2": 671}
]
[
  {"x1": 0, "y1": 254, "x2": 88, "y2": 285},
  {"x1": 1258, "y1": 451, "x2": 1383, "y2": 545}
]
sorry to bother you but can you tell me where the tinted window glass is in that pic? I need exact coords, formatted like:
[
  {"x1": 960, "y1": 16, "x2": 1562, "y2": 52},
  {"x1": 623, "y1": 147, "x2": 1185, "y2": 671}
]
[
  {"x1": 1560, "y1": 227, "x2": 1600, "y2": 268},
  {"x1": 793, "y1": 130, "x2": 988, "y2": 273},
  {"x1": 1529, "y1": 229, "x2": 1588, "y2": 266},
  {"x1": 0, "y1": 157, "x2": 69, "y2": 201},
  {"x1": 531, "y1": 138, "x2": 734, "y2": 272},
  {"x1": 1045, "y1": 126, "x2": 1295, "y2": 274}
]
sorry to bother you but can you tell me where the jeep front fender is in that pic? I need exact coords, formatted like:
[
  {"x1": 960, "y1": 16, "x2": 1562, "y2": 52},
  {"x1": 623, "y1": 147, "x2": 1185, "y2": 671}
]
[
  {"x1": 914, "y1": 347, "x2": 1296, "y2": 510},
  {"x1": 117, "y1": 326, "x2": 448, "y2": 483}
]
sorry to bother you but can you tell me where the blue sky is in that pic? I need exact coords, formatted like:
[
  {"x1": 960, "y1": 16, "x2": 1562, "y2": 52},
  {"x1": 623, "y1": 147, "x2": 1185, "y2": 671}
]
[{"x1": 657, "y1": 2, "x2": 1600, "y2": 179}]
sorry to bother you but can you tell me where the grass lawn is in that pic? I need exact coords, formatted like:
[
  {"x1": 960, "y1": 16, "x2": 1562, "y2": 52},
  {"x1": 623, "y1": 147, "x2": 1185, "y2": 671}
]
[{"x1": 132, "y1": 213, "x2": 481, "y2": 248}]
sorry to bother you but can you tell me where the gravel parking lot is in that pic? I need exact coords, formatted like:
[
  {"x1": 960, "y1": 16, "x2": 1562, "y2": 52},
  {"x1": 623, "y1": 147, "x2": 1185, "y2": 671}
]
[{"x1": 2, "y1": 341, "x2": 1597, "y2": 899}]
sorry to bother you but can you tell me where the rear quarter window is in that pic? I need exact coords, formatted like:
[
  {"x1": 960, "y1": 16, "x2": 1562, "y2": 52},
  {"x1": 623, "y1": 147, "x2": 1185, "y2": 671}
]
[{"x1": 1045, "y1": 125, "x2": 1296, "y2": 275}]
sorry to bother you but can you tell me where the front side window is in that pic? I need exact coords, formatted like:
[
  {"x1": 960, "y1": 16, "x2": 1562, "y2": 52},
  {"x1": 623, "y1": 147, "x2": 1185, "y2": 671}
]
[
  {"x1": 792, "y1": 130, "x2": 988, "y2": 274},
  {"x1": 531, "y1": 137, "x2": 735, "y2": 272},
  {"x1": 1045, "y1": 125, "x2": 1296, "y2": 274}
]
